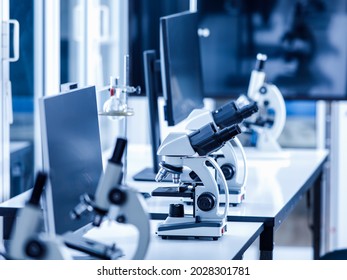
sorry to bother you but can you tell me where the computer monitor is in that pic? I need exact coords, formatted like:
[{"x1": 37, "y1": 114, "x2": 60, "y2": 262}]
[
  {"x1": 133, "y1": 12, "x2": 205, "y2": 181},
  {"x1": 39, "y1": 86, "x2": 103, "y2": 235},
  {"x1": 197, "y1": 0, "x2": 347, "y2": 100},
  {"x1": 133, "y1": 50, "x2": 164, "y2": 181},
  {"x1": 160, "y1": 11, "x2": 205, "y2": 126},
  {"x1": 128, "y1": 0, "x2": 190, "y2": 94}
]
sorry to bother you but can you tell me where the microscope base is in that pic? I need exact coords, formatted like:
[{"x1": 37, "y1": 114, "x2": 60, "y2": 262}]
[
  {"x1": 63, "y1": 231, "x2": 124, "y2": 260},
  {"x1": 156, "y1": 216, "x2": 227, "y2": 240}
]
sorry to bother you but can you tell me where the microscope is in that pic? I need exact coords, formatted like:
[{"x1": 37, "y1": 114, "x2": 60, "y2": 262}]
[
  {"x1": 153, "y1": 122, "x2": 242, "y2": 239},
  {"x1": 246, "y1": 53, "x2": 286, "y2": 152},
  {"x1": 184, "y1": 95, "x2": 258, "y2": 205},
  {"x1": 5, "y1": 172, "x2": 72, "y2": 260},
  {"x1": 70, "y1": 138, "x2": 150, "y2": 260}
]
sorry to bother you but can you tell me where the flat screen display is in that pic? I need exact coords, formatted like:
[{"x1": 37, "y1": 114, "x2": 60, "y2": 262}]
[
  {"x1": 128, "y1": 0, "x2": 189, "y2": 94},
  {"x1": 160, "y1": 11, "x2": 205, "y2": 126},
  {"x1": 198, "y1": 0, "x2": 347, "y2": 100},
  {"x1": 39, "y1": 86, "x2": 103, "y2": 234}
]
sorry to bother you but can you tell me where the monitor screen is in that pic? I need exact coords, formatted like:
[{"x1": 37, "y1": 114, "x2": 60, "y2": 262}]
[
  {"x1": 128, "y1": 0, "x2": 190, "y2": 94},
  {"x1": 39, "y1": 86, "x2": 103, "y2": 235},
  {"x1": 160, "y1": 11, "x2": 205, "y2": 126},
  {"x1": 198, "y1": 0, "x2": 347, "y2": 100}
]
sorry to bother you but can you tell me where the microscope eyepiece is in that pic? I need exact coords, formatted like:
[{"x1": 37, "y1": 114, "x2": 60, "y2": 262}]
[
  {"x1": 110, "y1": 138, "x2": 127, "y2": 164},
  {"x1": 189, "y1": 123, "x2": 241, "y2": 156},
  {"x1": 239, "y1": 101, "x2": 258, "y2": 119},
  {"x1": 212, "y1": 97, "x2": 258, "y2": 129},
  {"x1": 215, "y1": 125, "x2": 241, "y2": 143},
  {"x1": 255, "y1": 53, "x2": 267, "y2": 71},
  {"x1": 28, "y1": 172, "x2": 48, "y2": 206},
  {"x1": 212, "y1": 101, "x2": 238, "y2": 128}
]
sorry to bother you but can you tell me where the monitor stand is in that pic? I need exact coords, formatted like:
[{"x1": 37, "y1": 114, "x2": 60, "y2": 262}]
[{"x1": 133, "y1": 167, "x2": 172, "y2": 182}]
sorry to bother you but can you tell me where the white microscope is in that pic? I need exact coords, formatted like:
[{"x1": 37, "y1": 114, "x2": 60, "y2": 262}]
[
  {"x1": 153, "y1": 122, "x2": 242, "y2": 239},
  {"x1": 4, "y1": 172, "x2": 72, "y2": 260},
  {"x1": 184, "y1": 95, "x2": 258, "y2": 205},
  {"x1": 70, "y1": 138, "x2": 150, "y2": 260},
  {"x1": 246, "y1": 53, "x2": 286, "y2": 152}
]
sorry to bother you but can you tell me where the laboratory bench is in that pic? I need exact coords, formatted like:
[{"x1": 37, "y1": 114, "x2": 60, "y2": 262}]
[
  {"x1": 126, "y1": 145, "x2": 329, "y2": 260},
  {"x1": 0, "y1": 144, "x2": 328, "y2": 260},
  {"x1": 79, "y1": 220, "x2": 263, "y2": 260}
]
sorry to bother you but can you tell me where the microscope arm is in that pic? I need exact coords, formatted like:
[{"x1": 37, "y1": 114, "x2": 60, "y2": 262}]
[
  {"x1": 233, "y1": 137, "x2": 248, "y2": 188},
  {"x1": 184, "y1": 157, "x2": 229, "y2": 219},
  {"x1": 219, "y1": 137, "x2": 248, "y2": 188},
  {"x1": 263, "y1": 84, "x2": 286, "y2": 140}
]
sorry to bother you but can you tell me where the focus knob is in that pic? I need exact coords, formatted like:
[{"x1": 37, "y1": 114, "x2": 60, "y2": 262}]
[
  {"x1": 197, "y1": 192, "x2": 216, "y2": 211},
  {"x1": 108, "y1": 188, "x2": 126, "y2": 205},
  {"x1": 221, "y1": 164, "x2": 235, "y2": 180},
  {"x1": 25, "y1": 239, "x2": 46, "y2": 259}
]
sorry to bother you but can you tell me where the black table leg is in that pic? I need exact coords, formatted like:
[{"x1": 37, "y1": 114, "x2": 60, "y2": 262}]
[
  {"x1": 313, "y1": 172, "x2": 323, "y2": 259},
  {"x1": 259, "y1": 224, "x2": 274, "y2": 260}
]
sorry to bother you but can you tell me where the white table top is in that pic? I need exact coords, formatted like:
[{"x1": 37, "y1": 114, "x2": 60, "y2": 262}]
[
  {"x1": 125, "y1": 145, "x2": 329, "y2": 226},
  {"x1": 81, "y1": 220, "x2": 263, "y2": 260},
  {"x1": 1, "y1": 145, "x2": 328, "y2": 224},
  {"x1": 1, "y1": 144, "x2": 328, "y2": 261}
]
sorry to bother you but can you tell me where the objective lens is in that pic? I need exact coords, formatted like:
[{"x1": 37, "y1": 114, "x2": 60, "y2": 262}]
[
  {"x1": 172, "y1": 173, "x2": 180, "y2": 184},
  {"x1": 155, "y1": 167, "x2": 169, "y2": 182}
]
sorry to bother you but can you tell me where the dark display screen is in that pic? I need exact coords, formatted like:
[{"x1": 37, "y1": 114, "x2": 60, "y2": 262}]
[
  {"x1": 160, "y1": 11, "x2": 205, "y2": 126},
  {"x1": 198, "y1": 0, "x2": 347, "y2": 100}
]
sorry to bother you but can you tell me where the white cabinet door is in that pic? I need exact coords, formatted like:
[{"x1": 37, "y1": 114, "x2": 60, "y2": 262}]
[
  {"x1": 1, "y1": 0, "x2": 20, "y2": 202},
  {"x1": 1, "y1": 0, "x2": 11, "y2": 203},
  {"x1": 0, "y1": 0, "x2": 4, "y2": 202},
  {"x1": 62, "y1": 0, "x2": 126, "y2": 89}
]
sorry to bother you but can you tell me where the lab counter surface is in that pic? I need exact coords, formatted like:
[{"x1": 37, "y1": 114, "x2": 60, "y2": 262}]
[
  {"x1": 132, "y1": 147, "x2": 327, "y2": 221},
  {"x1": 125, "y1": 145, "x2": 329, "y2": 259},
  {"x1": 77, "y1": 220, "x2": 263, "y2": 260},
  {"x1": 0, "y1": 144, "x2": 328, "y2": 260}
]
